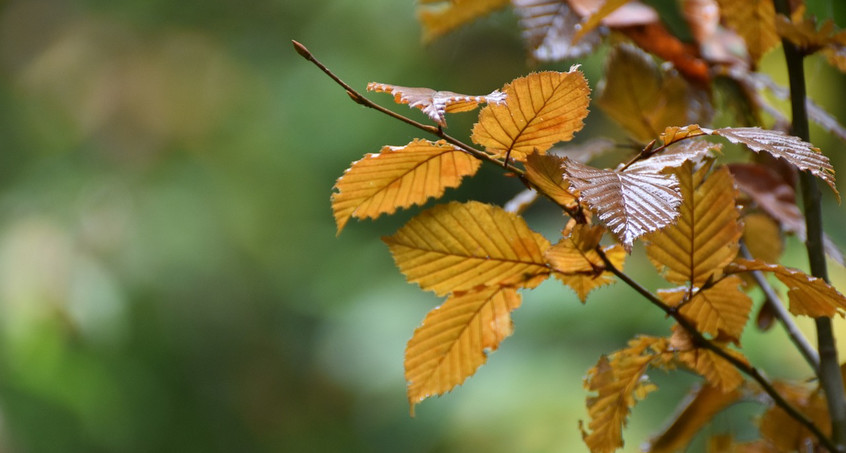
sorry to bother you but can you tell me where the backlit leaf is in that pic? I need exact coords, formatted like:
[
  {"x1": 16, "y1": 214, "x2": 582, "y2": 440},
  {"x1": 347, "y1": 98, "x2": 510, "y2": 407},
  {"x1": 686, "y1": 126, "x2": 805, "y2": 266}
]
[
  {"x1": 759, "y1": 381, "x2": 829, "y2": 452},
  {"x1": 417, "y1": 0, "x2": 510, "y2": 42},
  {"x1": 677, "y1": 345, "x2": 746, "y2": 392},
  {"x1": 659, "y1": 125, "x2": 706, "y2": 147},
  {"x1": 405, "y1": 286, "x2": 521, "y2": 413},
  {"x1": 716, "y1": 0, "x2": 779, "y2": 63},
  {"x1": 562, "y1": 158, "x2": 681, "y2": 252},
  {"x1": 512, "y1": 0, "x2": 601, "y2": 62},
  {"x1": 383, "y1": 201, "x2": 551, "y2": 296},
  {"x1": 524, "y1": 152, "x2": 579, "y2": 208},
  {"x1": 645, "y1": 162, "x2": 742, "y2": 285},
  {"x1": 658, "y1": 276, "x2": 752, "y2": 342},
  {"x1": 583, "y1": 336, "x2": 663, "y2": 453},
  {"x1": 645, "y1": 383, "x2": 743, "y2": 453},
  {"x1": 332, "y1": 140, "x2": 481, "y2": 233},
  {"x1": 471, "y1": 69, "x2": 590, "y2": 162},
  {"x1": 726, "y1": 258, "x2": 846, "y2": 317},
  {"x1": 742, "y1": 212, "x2": 783, "y2": 264},
  {"x1": 545, "y1": 224, "x2": 625, "y2": 301},
  {"x1": 705, "y1": 127, "x2": 838, "y2": 200},
  {"x1": 597, "y1": 45, "x2": 701, "y2": 143},
  {"x1": 367, "y1": 82, "x2": 506, "y2": 127}
]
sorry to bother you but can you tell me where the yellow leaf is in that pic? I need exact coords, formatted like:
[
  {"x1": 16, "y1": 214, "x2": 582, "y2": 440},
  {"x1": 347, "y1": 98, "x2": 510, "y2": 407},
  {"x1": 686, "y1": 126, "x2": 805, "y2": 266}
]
[
  {"x1": 332, "y1": 140, "x2": 481, "y2": 233},
  {"x1": 707, "y1": 434, "x2": 773, "y2": 453},
  {"x1": 759, "y1": 381, "x2": 830, "y2": 452},
  {"x1": 417, "y1": 0, "x2": 510, "y2": 42},
  {"x1": 716, "y1": 0, "x2": 779, "y2": 63},
  {"x1": 597, "y1": 45, "x2": 698, "y2": 144},
  {"x1": 366, "y1": 82, "x2": 505, "y2": 127},
  {"x1": 471, "y1": 70, "x2": 590, "y2": 162},
  {"x1": 383, "y1": 201, "x2": 551, "y2": 296},
  {"x1": 659, "y1": 276, "x2": 752, "y2": 342},
  {"x1": 645, "y1": 162, "x2": 742, "y2": 286},
  {"x1": 726, "y1": 258, "x2": 846, "y2": 317},
  {"x1": 583, "y1": 336, "x2": 662, "y2": 453},
  {"x1": 659, "y1": 124, "x2": 706, "y2": 146},
  {"x1": 646, "y1": 384, "x2": 743, "y2": 453},
  {"x1": 405, "y1": 286, "x2": 521, "y2": 414},
  {"x1": 546, "y1": 224, "x2": 624, "y2": 302},
  {"x1": 677, "y1": 345, "x2": 745, "y2": 392},
  {"x1": 524, "y1": 152, "x2": 579, "y2": 208},
  {"x1": 742, "y1": 212, "x2": 783, "y2": 264}
]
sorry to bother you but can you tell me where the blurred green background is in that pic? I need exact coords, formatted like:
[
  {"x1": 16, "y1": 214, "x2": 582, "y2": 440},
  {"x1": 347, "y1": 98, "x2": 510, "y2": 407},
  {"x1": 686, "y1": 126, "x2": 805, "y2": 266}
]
[{"x1": 0, "y1": 0, "x2": 845, "y2": 452}]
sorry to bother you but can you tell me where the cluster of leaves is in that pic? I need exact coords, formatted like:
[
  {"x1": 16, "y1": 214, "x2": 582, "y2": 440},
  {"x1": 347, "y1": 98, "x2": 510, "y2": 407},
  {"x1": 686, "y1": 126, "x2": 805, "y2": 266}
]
[{"x1": 305, "y1": 0, "x2": 846, "y2": 451}]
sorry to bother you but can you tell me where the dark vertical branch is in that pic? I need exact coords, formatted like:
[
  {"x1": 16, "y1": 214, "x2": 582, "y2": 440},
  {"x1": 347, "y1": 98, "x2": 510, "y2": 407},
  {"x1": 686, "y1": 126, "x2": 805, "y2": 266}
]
[{"x1": 773, "y1": 1, "x2": 846, "y2": 448}]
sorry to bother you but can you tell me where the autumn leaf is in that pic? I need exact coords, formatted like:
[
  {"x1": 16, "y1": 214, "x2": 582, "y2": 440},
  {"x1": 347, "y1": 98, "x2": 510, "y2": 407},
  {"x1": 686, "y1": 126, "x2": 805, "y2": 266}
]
[
  {"x1": 645, "y1": 383, "x2": 743, "y2": 453},
  {"x1": 549, "y1": 137, "x2": 617, "y2": 164},
  {"x1": 726, "y1": 258, "x2": 846, "y2": 317},
  {"x1": 618, "y1": 22, "x2": 712, "y2": 86},
  {"x1": 626, "y1": 140, "x2": 719, "y2": 174},
  {"x1": 759, "y1": 381, "x2": 830, "y2": 452},
  {"x1": 583, "y1": 336, "x2": 664, "y2": 453},
  {"x1": 659, "y1": 125, "x2": 706, "y2": 147},
  {"x1": 405, "y1": 286, "x2": 521, "y2": 414},
  {"x1": 597, "y1": 45, "x2": 702, "y2": 143},
  {"x1": 512, "y1": 0, "x2": 601, "y2": 62},
  {"x1": 562, "y1": 157, "x2": 682, "y2": 252},
  {"x1": 658, "y1": 276, "x2": 752, "y2": 342},
  {"x1": 677, "y1": 345, "x2": 746, "y2": 392},
  {"x1": 471, "y1": 69, "x2": 590, "y2": 162},
  {"x1": 571, "y1": 0, "x2": 632, "y2": 43},
  {"x1": 367, "y1": 82, "x2": 506, "y2": 127},
  {"x1": 705, "y1": 127, "x2": 839, "y2": 200},
  {"x1": 524, "y1": 152, "x2": 579, "y2": 208},
  {"x1": 416, "y1": 0, "x2": 510, "y2": 42},
  {"x1": 716, "y1": 0, "x2": 779, "y2": 63},
  {"x1": 545, "y1": 224, "x2": 625, "y2": 301},
  {"x1": 645, "y1": 162, "x2": 742, "y2": 285},
  {"x1": 383, "y1": 201, "x2": 551, "y2": 296},
  {"x1": 331, "y1": 139, "x2": 481, "y2": 233},
  {"x1": 742, "y1": 212, "x2": 783, "y2": 264}
]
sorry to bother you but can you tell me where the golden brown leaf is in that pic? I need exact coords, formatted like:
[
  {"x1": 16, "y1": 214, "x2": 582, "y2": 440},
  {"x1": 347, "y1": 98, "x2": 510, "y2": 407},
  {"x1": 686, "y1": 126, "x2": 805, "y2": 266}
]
[
  {"x1": 366, "y1": 82, "x2": 506, "y2": 127},
  {"x1": 659, "y1": 276, "x2": 752, "y2": 342},
  {"x1": 716, "y1": 0, "x2": 779, "y2": 63},
  {"x1": 742, "y1": 212, "x2": 783, "y2": 264},
  {"x1": 677, "y1": 345, "x2": 746, "y2": 392},
  {"x1": 645, "y1": 383, "x2": 743, "y2": 453},
  {"x1": 512, "y1": 0, "x2": 601, "y2": 61},
  {"x1": 726, "y1": 258, "x2": 846, "y2": 317},
  {"x1": 568, "y1": 0, "x2": 658, "y2": 31},
  {"x1": 545, "y1": 224, "x2": 625, "y2": 301},
  {"x1": 383, "y1": 201, "x2": 551, "y2": 296},
  {"x1": 597, "y1": 45, "x2": 701, "y2": 143},
  {"x1": 405, "y1": 286, "x2": 521, "y2": 414},
  {"x1": 562, "y1": 158, "x2": 682, "y2": 252},
  {"x1": 583, "y1": 336, "x2": 663, "y2": 453},
  {"x1": 524, "y1": 152, "x2": 579, "y2": 208},
  {"x1": 619, "y1": 22, "x2": 712, "y2": 86},
  {"x1": 471, "y1": 69, "x2": 590, "y2": 162},
  {"x1": 706, "y1": 127, "x2": 839, "y2": 201},
  {"x1": 332, "y1": 140, "x2": 481, "y2": 233},
  {"x1": 645, "y1": 162, "x2": 742, "y2": 285},
  {"x1": 417, "y1": 0, "x2": 510, "y2": 42},
  {"x1": 571, "y1": 0, "x2": 632, "y2": 43},
  {"x1": 707, "y1": 435, "x2": 774, "y2": 453},
  {"x1": 759, "y1": 381, "x2": 830, "y2": 452},
  {"x1": 659, "y1": 124, "x2": 706, "y2": 146}
]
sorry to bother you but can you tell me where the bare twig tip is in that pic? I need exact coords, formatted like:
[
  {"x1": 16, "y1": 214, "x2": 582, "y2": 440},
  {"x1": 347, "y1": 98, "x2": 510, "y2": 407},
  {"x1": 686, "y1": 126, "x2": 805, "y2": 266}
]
[{"x1": 292, "y1": 40, "x2": 311, "y2": 60}]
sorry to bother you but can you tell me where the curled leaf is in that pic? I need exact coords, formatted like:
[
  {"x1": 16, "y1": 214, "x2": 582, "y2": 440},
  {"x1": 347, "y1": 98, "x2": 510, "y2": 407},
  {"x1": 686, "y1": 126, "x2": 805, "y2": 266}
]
[
  {"x1": 512, "y1": 0, "x2": 601, "y2": 61},
  {"x1": 367, "y1": 82, "x2": 506, "y2": 127},
  {"x1": 471, "y1": 69, "x2": 590, "y2": 162},
  {"x1": 383, "y1": 201, "x2": 551, "y2": 296},
  {"x1": 332, "y1": 140, "x2": 481, "y2": 233},
  {"x1": 405, "y1": 286, "x2": 521, "y2": 414}
]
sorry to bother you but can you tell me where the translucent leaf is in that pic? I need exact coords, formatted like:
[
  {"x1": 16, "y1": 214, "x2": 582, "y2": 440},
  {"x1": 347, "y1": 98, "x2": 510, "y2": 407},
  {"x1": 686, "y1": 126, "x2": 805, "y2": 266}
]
[
  {"x1": 677, "y1": 345, "x2": 746, "y2": 392},
  {"x1": 645, "y1": 383, "x2": 743, "y2": 453},
  {"x1": 583, "y1": 337, "x2": 663, "y2": 453},
  {"x1": 367, "y1": 82, "x2": 506, "y2": 127},
  {"x1": 716, "y1": 0, "x2": 779, "y2": 63},
  {"x1": 511, "y1": 0, "x2": 601, "y2": 62},
  {"x1": 704, "y1": 127, "x2": 838, "y2": 200},
  {"x1": 645, "y1": 162, "x2": 742, "y2": 285},
  {"x1": 742, "y1": 212, "x2": 783, "y2": 264},
  {"x1": 383, "y1": 201, "x2": 551, "y2": 297},
  {"x1": 417, "y1": 0, "x2": 510, "y2": 42},
  {"x1": 471, "y1": 69, "x2": 590, "y2": 162},
  {"x1": 405, "y1": 286, "x2": 521, "y2": 413},
  {"x1": 563, "y1": 158, "x2": 681, "y2": 252},
  {"x1": 597, "y1": 45, "x2": 701, "y2": 143},
  {"x1": 659, "y1": 125, "x2": 706, "y2": 147},
  {"x1": 759, "y1": 381, "x2": 829, "y2": 452},
  {"x1": 524, "y1": 152, "x2": 579, "y2": 208},
  {"x1": 545, "y1": 224, "x2": 625, "y2": 301},
  {"x1": 658, "y1": 276, "x2": 752, "y2": 342},
  {"x1": 332, "y1": 140, "x2": 481, "y2": 233},
  {"x1": 726, "y1": 258, "x2": 846, "y2": 317},
  {"x1": 775, "y1": 14, "x2": 842, "y2": 52}
]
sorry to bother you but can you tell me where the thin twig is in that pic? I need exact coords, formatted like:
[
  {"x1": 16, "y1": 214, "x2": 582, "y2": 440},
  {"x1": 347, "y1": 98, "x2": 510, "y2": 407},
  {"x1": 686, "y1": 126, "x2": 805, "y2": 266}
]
[
  {"x1": 739, "y1": 242, "x2": 820, "y2": 373},
  {"x1": 596, "y1": 248, "x2": 837, "y2": 452}
]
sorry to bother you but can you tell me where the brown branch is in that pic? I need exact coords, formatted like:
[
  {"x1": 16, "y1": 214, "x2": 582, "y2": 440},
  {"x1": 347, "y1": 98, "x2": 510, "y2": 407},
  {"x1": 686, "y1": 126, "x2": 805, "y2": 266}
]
[{"x1": 595, "y1": 247, "x2": 837, "y2": 452}]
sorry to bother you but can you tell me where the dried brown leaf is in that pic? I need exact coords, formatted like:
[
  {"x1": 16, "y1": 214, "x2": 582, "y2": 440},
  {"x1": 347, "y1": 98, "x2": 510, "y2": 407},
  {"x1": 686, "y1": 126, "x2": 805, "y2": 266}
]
[
  {"x1": 512, "y1": 0, "x2": 601, "y2": 61},
  {"x1": 677, "y1": 346, "x2": 746, "y2": 392},
  {"x1": 367, "y1": 82, "x2": 506, "y2": 127},
  {"x1": 716, "y1": 0, "x2": 779, "y2": 63},
  {"x1": 417, "y1": 0, "x2": 510, "y2": 42}
]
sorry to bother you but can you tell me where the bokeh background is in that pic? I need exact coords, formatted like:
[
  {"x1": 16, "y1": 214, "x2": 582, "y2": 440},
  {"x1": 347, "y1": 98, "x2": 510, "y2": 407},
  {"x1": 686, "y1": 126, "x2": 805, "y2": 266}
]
[{"x1": 0, "y1": 0, "x2": 845, "y2": 451}]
